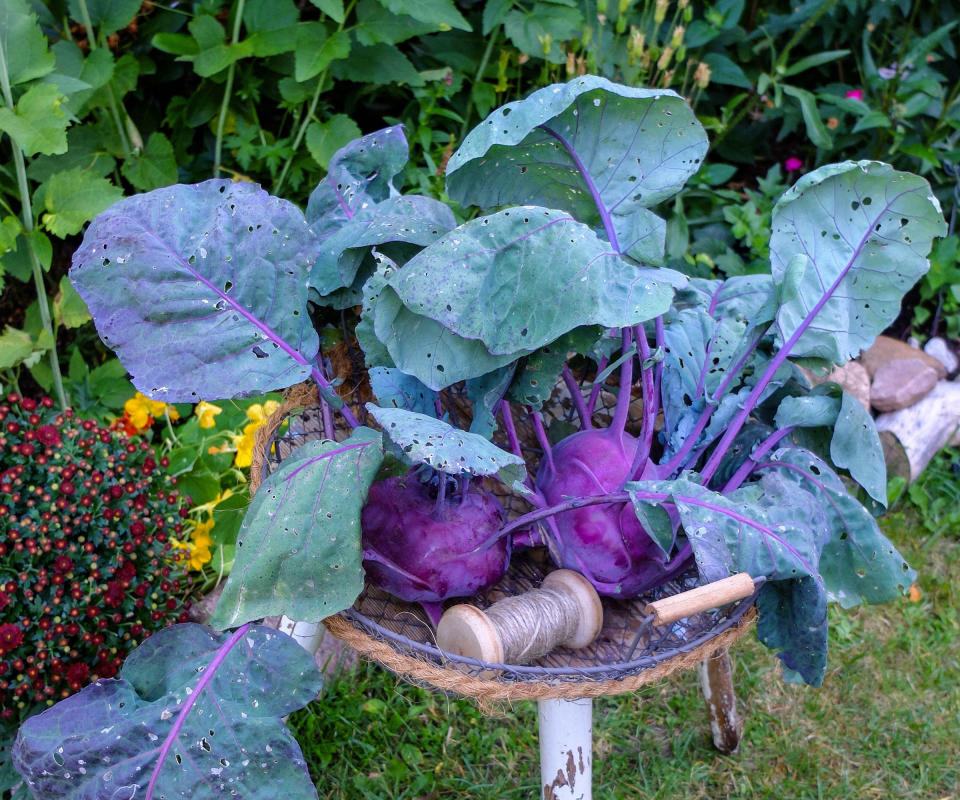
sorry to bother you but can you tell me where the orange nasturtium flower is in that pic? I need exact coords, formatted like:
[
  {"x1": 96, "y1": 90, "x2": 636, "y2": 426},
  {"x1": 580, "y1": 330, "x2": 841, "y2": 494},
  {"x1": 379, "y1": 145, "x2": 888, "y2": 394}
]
[{"x1": 120, "y1": 392, "x2": 179, "y2": 434}]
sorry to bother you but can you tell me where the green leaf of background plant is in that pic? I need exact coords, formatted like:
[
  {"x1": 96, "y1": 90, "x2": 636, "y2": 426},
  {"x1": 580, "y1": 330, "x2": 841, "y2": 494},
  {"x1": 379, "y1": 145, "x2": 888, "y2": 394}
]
[
  {"x1": 352, "y1": 0, "x2": 439, "y2": 44},
  {"x1": 54, "y1": 274, "x2": 90, "y2": 329},
  {"x1": 782, "y1": 84, "x2": 832, "y2": 148},
  {"x1": 41, "y1": 167, "x2": 123, "y2": 237},
  {"x1": 482, "y1": 0, "x2": 512, "y2": 34},
  {"x1": 0, "y1": 325, "x2": 52, "y2": 369},
  {"x1": 503, "y1": 4, "x2": 583, "y2": 63},
  {"x1": 245, "y1": 0, "x2": 299, "y2": 55},
  {"x1": 67, "y1": 0, "x2": 141, "y2": 37},
  {"x1": 0, "y1": 0, "x2": 55, "y2": 85},
  {"x1": 0, "y1": 83, "x2": 69, "y2": 156},
  {"x1": 305, "y1": 113, "x2": 362, "y2": 169},
  {"x1": 770, "y1": 161, "x2": 946, "y2": 363},
  {"x1": 330, "y1": 43, "x2": 424, "y2": 86},
  {"x1": 379, "y1": 0, "x2": 471, "y2": 32},
  {"x1": 47, "y1": 43, "x2": 114, "y2": 115},
  {"x1": 210, "y1": 429, "x2": 383, "y2": 629},
  {"x1": 310, "y1": 0, "x2": 346, "y2": 23},
  {"x1": 295, "y1": 25, "x2": 351, "y2": 81},
  {"x1": 151, "y1": 32, "x2": 200, "y2": 56},
  {"x1": 702, "y1": 53, "x2": 752, "y2": 88},
  {"x1": 783, "y1": 49, "x2": 850, "y2": 77},
  {"x1": 122, "y1": 131, "x2": 178, "y2": 191}
]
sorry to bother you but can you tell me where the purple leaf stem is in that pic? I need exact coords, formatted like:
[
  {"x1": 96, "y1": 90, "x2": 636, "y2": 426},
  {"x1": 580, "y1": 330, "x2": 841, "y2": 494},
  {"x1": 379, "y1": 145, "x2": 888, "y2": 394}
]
[
  {"x1": 720, "y1": 427, "x2": 796, "y2": 493},
  {"x1": 145, "y1": 623, "x2": 253, "y2": 800},
  {"x1": 315, "y1": 353, "x2": 335, "y2": 440},
  {"x1": 657, "y1": 325, "x2": 767, "y2": 478},
  {"x1": 529, "y1": 406, "x2": 556, "y2": 475},
  {"x1": 498, "y1": 401, "x2": 547, "y2": 508},
  {"x1": 611, "y1": 328, "x2": 634, "y2": 435},
  {"x1": 654, "y1": 316, "x2": 665, "y2": 398},
  {"x1": 498, "y1": 489, "x2": 817, "y2": 576},
  {"x1": 562, "y1": 365, "x2": 591, "y2": 429},
  {"x1": 586, "y1": 354, "x2": 609, "y2": 418},
  {"x1": 699, "y1": 194, "x2": 905, "y2": 484},
  {"x1": 537, "y1": 124, "x2": 620, "y2": 252},
  {"x1": 627, "y1": 325, "x2": 657, "y2": 484}
]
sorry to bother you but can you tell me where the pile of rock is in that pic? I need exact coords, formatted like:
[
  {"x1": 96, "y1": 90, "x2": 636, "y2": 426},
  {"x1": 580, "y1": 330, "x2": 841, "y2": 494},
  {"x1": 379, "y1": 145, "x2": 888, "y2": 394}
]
[{"x1": 806, "y1": 335, "x2": 960, "y2": 483}]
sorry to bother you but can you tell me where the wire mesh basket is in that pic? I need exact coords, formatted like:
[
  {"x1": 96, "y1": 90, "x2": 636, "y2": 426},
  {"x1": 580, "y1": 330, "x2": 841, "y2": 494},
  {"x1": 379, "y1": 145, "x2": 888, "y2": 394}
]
[{"x1": 257, "y1": 382, "x2": 757, "y2": 698}]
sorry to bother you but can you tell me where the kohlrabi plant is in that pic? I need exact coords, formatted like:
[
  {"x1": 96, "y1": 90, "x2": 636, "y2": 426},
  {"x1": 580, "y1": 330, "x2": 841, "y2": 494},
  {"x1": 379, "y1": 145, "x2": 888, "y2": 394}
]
[{"x1": 13, "y1": 76, "x2": 946, "y2": 798}]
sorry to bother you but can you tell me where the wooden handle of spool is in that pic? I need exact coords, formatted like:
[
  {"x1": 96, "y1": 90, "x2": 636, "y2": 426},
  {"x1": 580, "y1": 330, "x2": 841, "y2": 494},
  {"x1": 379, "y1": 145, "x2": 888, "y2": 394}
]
[
  {"x1": 643, "y1": 572, "x2": 755, "y2": 626},
  {"x1": 435, "y1": 569, "x2": 603, "y2": 665}
]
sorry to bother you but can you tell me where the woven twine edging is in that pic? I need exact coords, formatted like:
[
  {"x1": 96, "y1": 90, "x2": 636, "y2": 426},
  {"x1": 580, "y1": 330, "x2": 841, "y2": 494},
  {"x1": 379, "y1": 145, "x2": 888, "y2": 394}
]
[
  {"x1": 250, "y1": 382, "x2": 321, "y2": 494},
  {"x1": 322, "y1": 607, "x2": 756, "y2": 703}
]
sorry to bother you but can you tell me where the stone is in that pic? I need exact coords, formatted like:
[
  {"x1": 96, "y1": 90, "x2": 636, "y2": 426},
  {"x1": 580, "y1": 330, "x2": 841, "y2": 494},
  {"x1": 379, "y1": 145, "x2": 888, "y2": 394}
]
[
  {"x1": 876, "y1": 380, "x2": 960, "y2": 481},
  {"x1": 923, "y1": 336, "x2": 958, "y2": 374},
  {"x1": 870, "y1": 358, "x2": 939, "y2": 412},
  {"x1": 860, "y1": 335, "x2": 947, "y2": 379},
  {"x1": 799, "y1": 361, "x2": 870, "y2": 411}
]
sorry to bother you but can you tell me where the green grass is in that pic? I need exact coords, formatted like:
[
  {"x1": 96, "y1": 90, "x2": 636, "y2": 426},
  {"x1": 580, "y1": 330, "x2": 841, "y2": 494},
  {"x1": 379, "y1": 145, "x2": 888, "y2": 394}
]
[{"x1": 289, "y1": 508, "x2": 960, "y2": 799}]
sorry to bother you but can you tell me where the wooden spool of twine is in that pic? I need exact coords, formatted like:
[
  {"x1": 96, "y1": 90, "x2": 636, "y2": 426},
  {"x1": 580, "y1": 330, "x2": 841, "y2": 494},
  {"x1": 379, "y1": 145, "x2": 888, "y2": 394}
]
[{"x1": 252, "y1": 385, "x2": 758, "y2": 704}]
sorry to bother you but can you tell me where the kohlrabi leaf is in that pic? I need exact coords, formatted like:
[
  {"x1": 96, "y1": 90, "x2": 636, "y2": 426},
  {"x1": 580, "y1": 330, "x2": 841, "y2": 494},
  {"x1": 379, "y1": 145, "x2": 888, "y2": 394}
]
[
  {"x1": 508, "y1": 326, "x2": 604, "y2": 407},
  {"x1": 466, "y1": 364, "x2": 515, "y2": 438},
  {"x1": 366, "y1": 404, "x2": 527, "y2": 488},
  {"x1": 210, "y1": 428, "x2": 383, "y2": 629},
  {"x1": 309, "y1": 194, "x2": 455, "y2": 295},
  {"x1": 355, "y1": 250, "x2": 396, "y2": 368},
  {"x1": 627, "y1": 476, "x2": 831, "y2": 684},
  {"x1": 377, "y1": 206, "x2": 682, "y2": 388},
  {"x1": 369, "y1": 366, "x2": 437, "y2": 416},
  {"x1": 447, "y1": 75, "x2": 708, "y2": 263},
  {"x1": 69, "y1": 179, "x2": 320, "y2": 403},
  {"x1": 770, "y1": 161, "x2": 946, "y2": 363},
  {"x1": 830, "y1": 390, "x2": 886, "y2": 504},
  {"x1": 773, "y1": 386, "x2": 885, "y2": 504},
  {"x1": 305, "y1": 125, "x2": 408, "y2": 240},
  {"x1": 13, "y1": 623, "x2": 322, "y2": 800},
  {"x1": 756, "y1": 574, "x2": 829, "y2": 686},
  {"x1": 761, "y1": 448, "x2": 914, "y2": 608},
  {"x1": 373, "y1": 283, "x2": 518, "y2": 389}
]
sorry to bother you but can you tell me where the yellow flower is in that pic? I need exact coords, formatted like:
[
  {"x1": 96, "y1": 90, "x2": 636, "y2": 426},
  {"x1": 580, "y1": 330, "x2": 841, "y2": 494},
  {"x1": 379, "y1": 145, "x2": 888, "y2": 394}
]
[
  {"x1": 194, "y1": 400, "x2": 223, "y2": 429},
  {"x1": 187, "y1": 517, "x2": 215, "y2": 570},
  {"x1": 123, "y1": 392, "x2": 178, "y2": 431},
  {"x1": 245, "y1": 400, "x2": 280, "y2": 425},
  {"x1": 231, "y1": 428, "x2": 257, "y2": 468}
]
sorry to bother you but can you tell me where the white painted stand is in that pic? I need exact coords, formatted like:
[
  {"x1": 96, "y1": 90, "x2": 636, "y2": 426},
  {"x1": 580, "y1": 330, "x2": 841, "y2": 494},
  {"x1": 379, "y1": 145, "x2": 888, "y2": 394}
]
[
  {"x1": 538, "y1": 698, "x2": 592, "y2": 800},
  {"x1": 278, "y1": 615, "x2": 325, "y2": 654}
]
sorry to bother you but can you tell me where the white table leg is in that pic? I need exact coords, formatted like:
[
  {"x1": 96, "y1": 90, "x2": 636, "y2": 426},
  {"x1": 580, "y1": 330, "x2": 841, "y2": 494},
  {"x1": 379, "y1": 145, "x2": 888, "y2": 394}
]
[
  {"x1": 278, "y1": 615, "x2": 325, "y2": 655},
  {"x1": 537, "y1": 698, "x2": 592, "y2": 800}
]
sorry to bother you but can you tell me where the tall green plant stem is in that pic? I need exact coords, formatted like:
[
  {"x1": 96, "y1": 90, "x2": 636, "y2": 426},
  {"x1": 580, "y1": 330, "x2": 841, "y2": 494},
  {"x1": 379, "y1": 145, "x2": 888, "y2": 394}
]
[
  {"x1": 0, "y1": 41, "x2": 67, "y2": 410},
  {"x1": 275, "y1": 0, "x2": 357, "y2": 194},
  {"x1": 214, "y1": 0, "x2": 247, "y2": 177},
  {"x1": 458, "y1": 26, "x2": 500, "y2": 144},
  {"x1": 75, "y1": 0, "x2": 133, "y2": 157}
]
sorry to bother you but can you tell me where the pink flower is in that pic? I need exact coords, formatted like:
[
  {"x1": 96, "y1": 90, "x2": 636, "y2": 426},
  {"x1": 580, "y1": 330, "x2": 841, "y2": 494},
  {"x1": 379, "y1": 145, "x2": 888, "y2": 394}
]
[
  {"x1": 784, "y1": 157, "x2": 803, "y2": 172},
  {"x1": 845, "y1": 89, "x2": 864, "y2": 101}
]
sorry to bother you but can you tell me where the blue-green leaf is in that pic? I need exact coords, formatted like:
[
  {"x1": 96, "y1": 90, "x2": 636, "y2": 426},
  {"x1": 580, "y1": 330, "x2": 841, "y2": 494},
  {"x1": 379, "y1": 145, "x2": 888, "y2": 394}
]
[
  {"x1": 447, "y1": 76, "x2": 708, "y2": 263},
  {"x1": 70, "y1": 180, "x2": 320, "y2": 403},
  {"x1": 770, "y1": 161, "x2": 946, "y2": 363},
  {"x1": 367, "y1": 405, "x2": 527, "y2": 487},
  {"x1": 13, "y1": 624, "x2": 322, "y2": 800},
  {"x1": 211, "y1": 428, "x2": 383, "y2": 629}
]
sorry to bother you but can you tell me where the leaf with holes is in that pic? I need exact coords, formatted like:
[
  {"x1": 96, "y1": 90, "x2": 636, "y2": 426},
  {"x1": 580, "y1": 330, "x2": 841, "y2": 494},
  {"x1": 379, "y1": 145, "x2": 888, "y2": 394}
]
[
  {"x1": 309, "y1": 194, "x2": 456, "y2": 296},
  {"x1": 69, "y1": 179, "x2": 319, "y2": 403},
  {"x1": 12, "y1": 623, "x2": 322, "y2": 800},
  {"x1": 374, "y1": 207, "x2": 683, "y2": 389},
  {"x1": 770, "y1": 161, "x2": 946, "y2": 363},
  {"x1": 210, "y1": 428, "x2": 383, "y2": 629},
  {"x1": 305, "y1": 125, "x2": 409, "y2": 240},
  {"x1": 366, "y1": 405, "x2": 527, "y2": 488},
  {"x1": 446, "y1": 75, "x2": 708, "y2": 263}
]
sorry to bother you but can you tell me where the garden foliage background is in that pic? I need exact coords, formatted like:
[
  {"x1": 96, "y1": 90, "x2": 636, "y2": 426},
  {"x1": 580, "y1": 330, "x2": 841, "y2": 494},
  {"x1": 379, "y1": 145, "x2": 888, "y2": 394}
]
[{"x1": 1, "y1": 0, "x2": 959, "y2": 796}]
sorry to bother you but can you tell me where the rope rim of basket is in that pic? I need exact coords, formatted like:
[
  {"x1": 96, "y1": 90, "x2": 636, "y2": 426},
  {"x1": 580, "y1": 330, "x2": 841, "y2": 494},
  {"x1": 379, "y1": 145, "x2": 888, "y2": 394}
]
[
  {"x1": 323, "y1": 608, "x2": 755, "y2": 702},
  {"x1": 250, "y1": 384, "x2": 757, "y2": 701}
]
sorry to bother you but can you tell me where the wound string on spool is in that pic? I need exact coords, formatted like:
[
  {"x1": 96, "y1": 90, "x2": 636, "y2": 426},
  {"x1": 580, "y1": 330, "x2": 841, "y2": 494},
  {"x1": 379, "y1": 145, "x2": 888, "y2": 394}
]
[{"x1": 484, "y1": 583, "x2": 584, "y2": 664}]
